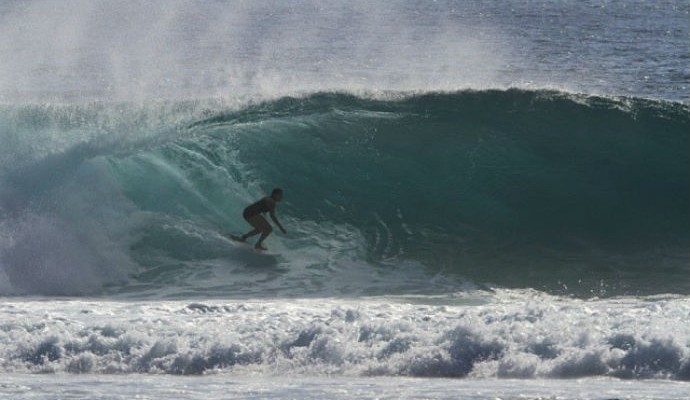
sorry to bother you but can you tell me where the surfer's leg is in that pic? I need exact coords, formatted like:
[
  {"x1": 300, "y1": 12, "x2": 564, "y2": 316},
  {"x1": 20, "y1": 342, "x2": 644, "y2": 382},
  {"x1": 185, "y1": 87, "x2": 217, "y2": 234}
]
[
  {"x1": 241, "y1": 215, "x2": 264, "y2": 240},
  {"x1": 254, "y1": 216, "x2": 272, "y2": 249},
  {"x1": 241, "y1": 228, "x2": 261, "y2": 240}
]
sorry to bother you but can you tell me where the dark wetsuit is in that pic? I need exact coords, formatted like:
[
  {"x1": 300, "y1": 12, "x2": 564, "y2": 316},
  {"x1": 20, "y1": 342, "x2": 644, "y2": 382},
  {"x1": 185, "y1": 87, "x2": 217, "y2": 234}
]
[{"x1": 243, "y1": 197, "x2": 271, "y2": 219}]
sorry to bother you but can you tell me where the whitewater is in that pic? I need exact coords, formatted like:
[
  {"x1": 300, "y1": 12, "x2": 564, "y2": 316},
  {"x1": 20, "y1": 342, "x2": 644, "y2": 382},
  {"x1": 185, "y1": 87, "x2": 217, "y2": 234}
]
[{"x1": 1, "y1": 1, "x2": 689, "y2": 399}]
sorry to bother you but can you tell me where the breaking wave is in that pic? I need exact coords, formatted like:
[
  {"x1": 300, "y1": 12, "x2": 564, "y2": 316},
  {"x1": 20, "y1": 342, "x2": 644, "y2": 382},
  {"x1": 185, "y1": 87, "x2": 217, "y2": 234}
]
[
  {"x1": 1, "y1": 294, "x2": 688, "y2": 380},
  {"x1": 1, "y1": 89, "x2": 688, "y2": 296}
]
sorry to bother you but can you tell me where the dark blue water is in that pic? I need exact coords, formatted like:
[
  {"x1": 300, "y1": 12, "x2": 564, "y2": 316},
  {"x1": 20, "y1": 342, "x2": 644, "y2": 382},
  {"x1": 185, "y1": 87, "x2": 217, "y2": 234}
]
[{"x1": 0, "y1": 1, "x2": 687, "y2": 102}]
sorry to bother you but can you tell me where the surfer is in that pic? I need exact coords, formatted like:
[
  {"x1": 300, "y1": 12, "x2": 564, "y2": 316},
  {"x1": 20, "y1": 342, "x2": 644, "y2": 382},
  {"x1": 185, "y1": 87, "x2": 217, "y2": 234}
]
[{"x1": 234, "y1": 188, "x2": 287, "y2": 250}]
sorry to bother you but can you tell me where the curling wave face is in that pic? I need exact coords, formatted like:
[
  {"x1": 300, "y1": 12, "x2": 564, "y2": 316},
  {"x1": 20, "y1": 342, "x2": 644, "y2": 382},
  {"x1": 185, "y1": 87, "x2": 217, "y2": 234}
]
[{"x1": 1, "y1": 89, "x2": 688, "y2": 296}]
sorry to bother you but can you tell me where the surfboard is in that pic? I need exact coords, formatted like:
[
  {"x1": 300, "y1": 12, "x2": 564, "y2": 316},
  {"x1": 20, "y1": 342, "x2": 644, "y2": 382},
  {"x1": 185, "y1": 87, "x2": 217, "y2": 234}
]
[
  {"x1": 223, "y1": 234, "x2": 280, "y2": 267},
  {"x1": 227, "y1": 234, "x2": 277, "y2": 255}
]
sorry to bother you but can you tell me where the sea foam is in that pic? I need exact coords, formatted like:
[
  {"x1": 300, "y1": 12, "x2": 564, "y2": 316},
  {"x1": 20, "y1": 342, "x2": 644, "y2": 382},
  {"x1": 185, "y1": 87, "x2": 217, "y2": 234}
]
[{"x1": 1, "y1": 292, "x2": 688, "y2": 380}]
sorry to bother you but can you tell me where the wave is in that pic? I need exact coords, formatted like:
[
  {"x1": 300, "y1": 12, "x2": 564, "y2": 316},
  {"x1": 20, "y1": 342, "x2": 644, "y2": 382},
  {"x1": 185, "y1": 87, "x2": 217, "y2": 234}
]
[
  {"x1": 1, "y1": 89, "x2": 688, "y2": 296},
  {"x1": 1, "y1": 295, "x2": 689, "y2": 380}
]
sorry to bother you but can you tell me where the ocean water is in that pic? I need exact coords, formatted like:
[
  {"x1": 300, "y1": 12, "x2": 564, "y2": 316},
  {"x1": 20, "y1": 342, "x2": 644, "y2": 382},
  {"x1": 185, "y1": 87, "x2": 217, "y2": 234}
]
[{"x1": 0, "y1": 1, "x2": 689, "y2": 399}]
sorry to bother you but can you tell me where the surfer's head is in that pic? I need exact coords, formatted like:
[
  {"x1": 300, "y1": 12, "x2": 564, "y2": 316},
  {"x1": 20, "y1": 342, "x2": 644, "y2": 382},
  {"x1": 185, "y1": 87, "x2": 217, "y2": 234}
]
[{"x1": 271, "y1": 188, "x2": 284, "y2": 202}]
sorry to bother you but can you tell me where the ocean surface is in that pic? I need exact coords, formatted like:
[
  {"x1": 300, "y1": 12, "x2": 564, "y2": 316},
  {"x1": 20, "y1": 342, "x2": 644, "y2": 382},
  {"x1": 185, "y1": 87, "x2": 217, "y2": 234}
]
[{"x1": 0, "y1": 0, "x2": 688, "y2": 399}]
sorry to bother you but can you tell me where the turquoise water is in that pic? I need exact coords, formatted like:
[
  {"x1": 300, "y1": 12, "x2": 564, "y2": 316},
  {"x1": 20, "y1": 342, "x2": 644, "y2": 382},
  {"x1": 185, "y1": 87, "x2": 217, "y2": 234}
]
[{"x1": 2, "y1": 90, "x2": 688, "y2": 297}]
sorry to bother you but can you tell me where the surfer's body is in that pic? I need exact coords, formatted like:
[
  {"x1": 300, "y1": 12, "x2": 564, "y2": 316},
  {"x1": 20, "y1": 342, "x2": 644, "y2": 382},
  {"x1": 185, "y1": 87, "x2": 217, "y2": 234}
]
[{"x1": 235, "y1": 188, "x2": 286, "y2": 250}]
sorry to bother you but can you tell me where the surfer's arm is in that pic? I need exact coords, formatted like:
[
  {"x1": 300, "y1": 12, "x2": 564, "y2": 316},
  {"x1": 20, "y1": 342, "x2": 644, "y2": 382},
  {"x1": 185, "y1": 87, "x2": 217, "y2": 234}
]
[
  {"x1": 269, "y1": 211, "x2": 287, "y2": 234},
  {"x1": 266, "y1": 199, "x2": 286, "y2": 234}
]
